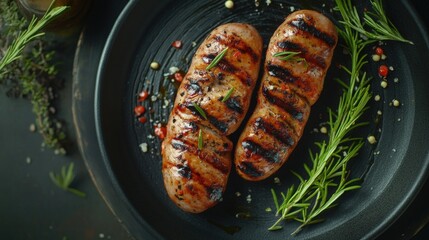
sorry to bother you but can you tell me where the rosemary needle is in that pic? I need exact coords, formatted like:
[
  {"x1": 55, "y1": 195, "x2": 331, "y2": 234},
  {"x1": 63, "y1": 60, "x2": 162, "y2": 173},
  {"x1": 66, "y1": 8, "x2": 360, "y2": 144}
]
[
  {"x1": 206, "y1": 47, "x2": 229, "y2": 71},
  {"x1": 273, "y1": 51, "x2": 302, "y2": 61},
  {"x1": 192, "y1": 102, "x2": 208, "y2": 120},
  {"x1": 273, "y1": 51, "x2": 308, "y2": 67},
  {"x1": 222, "y1": 87, "x2": 235, "y2": 102}
]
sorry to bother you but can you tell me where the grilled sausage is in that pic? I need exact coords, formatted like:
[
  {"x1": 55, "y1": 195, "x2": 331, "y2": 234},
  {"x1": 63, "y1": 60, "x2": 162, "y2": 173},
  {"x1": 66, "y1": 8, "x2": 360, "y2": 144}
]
[
  {"x1": 235, "y1": 10, "x2": 338, "y2": 181},
  {"x1": 162, "y1": 23, "x2": 263, "y2": 212}
]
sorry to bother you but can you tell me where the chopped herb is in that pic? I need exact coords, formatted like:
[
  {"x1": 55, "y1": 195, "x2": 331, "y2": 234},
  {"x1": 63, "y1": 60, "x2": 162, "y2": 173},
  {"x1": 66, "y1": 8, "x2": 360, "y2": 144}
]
[
  {"x1": 192, "y1": 102, "x2": 208, "y2": 120},
  {"x1": 222, "y1": 87, "x2": 235, "y2": 102},
  {"x1": 49, "y1": 163, "x2": 86, "y2": 198},
  {"x1": 273, "y1": 51, "x2": 307, "y2": 66},
  {"x1": 198, "y1": 129, "x2": 203, "y2": 150},
  {"x1": 206, "y1": 47, "x2": 229, "y2": 71}
]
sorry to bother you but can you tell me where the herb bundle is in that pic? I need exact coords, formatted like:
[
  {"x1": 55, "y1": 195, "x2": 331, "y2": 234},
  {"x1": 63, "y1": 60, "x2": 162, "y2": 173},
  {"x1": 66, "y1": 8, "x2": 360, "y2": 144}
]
[
  {"x1": 0, "y1": 0, "x2": 69, "y2": 154},
  {"x1": 269, "y1": 0, "x2": 412, "y2": 234}
]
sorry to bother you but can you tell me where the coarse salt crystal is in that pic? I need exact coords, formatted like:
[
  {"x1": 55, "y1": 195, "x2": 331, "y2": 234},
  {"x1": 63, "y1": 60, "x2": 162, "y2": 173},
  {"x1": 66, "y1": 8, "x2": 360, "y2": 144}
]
[
  {"x1": 169, "y1": 66, "x2": 180, "y2": 74},
  {"x1": 140, "y1": 143, "x2": 148, "y2": 153}
]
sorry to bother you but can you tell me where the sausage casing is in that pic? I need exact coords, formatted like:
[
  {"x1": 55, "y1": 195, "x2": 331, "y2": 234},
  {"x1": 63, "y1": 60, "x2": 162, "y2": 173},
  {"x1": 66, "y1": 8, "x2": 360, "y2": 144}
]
[
  {"x1": 234, "y1": 10, "x2": 338, "y2": 181},
  {"x1": 162, "y1": 23, "x2": 263, "y2": 212}
]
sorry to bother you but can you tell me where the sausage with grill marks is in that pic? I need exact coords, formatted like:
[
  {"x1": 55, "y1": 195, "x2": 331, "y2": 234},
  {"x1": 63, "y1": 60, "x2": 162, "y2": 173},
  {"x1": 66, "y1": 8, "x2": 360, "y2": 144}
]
[
  {"x1": 234, "y1": 10, "x2": 338, "y2": 181},
  {"x1": 162, "y1": 23, "x2": 263, "y2": 212}
]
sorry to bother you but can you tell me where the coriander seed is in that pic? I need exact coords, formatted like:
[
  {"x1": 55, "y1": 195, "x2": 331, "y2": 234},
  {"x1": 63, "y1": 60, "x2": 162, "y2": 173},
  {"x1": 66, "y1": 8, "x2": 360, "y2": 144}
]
[
  {"x1": 367, "y1": 135, "x2": 377, "y2": 144},
  {"x1": 150, "y1": 61, "x2": 160, "y2": 70},
  {"x1": 225, "y1": 0, "x2": 234, "y2": 9}
]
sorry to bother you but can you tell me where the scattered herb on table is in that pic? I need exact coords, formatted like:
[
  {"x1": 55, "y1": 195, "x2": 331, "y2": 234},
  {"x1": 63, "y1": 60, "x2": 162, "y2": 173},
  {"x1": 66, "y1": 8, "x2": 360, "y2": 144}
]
[
  {"x1": 50, "y1": 162, "x2": 86, "y2": 198},
  {"x1": 0, "y1": 1, "x2": 68, "y2": 74},
  {"x1": 0, "y1": 1, "x2": 86, "y2": 198},
  {"x1": 0, "y1": 0, "x2": 69, "y2": 154},
  {"x1": 268, "y1": 0, "x2": 413, "y2": 234}
]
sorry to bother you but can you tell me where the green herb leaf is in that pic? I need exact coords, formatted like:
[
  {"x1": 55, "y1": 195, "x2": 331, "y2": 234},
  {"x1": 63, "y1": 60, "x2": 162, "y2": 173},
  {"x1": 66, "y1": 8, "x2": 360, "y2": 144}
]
[
  {"x1": 198, "y1": 129, "x2": 203, "y2": 150},
  {"x1": 206, "y1": 47, "x2": 229, "y2": 71},
  {"x1": 268, "y1": 0, "x2": 412, "y2": 234},
  {"x1": 335, "y1": 0, "x2": 413, "y2": 44},
  {"x1": 273, "y1": 51, "x2": 300, "y2": 60},
  {"x1": 273, "y1": 51, "x2": 307, "y2": 66},
  {"x1": 50, "y1": 163, "x2": 86, "y2": 198},
  {"x1": 1, "y1": 1, "x2": 69, "y2": 153},
  {"x1": 222, "y1": 87, "x2": 235, "y2": 102},
  {"x1": 192, "y1": 102, "x2": 208, "y2": 120},
  {"x1": 0, "y1": 3, "x2": 69, "y2": 74},
  {"x1": 268, "y1": 225, "x2": 283, "y2": 231}
]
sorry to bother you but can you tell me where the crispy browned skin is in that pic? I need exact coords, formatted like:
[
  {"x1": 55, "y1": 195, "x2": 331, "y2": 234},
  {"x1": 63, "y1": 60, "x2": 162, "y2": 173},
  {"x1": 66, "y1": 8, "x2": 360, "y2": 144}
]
[
  {"x1": 235, "y1": 10, "x2": 338, "y2": 181},
  {"x1": 162, "y1": 23, "x2": 263, "y2": 212}
]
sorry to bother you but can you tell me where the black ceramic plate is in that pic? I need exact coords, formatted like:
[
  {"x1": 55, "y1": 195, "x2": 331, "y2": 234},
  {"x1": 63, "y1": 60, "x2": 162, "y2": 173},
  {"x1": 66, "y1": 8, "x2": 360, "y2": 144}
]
[{"x1": 75, "y1": 0, "x2": 429, "y2": 239}]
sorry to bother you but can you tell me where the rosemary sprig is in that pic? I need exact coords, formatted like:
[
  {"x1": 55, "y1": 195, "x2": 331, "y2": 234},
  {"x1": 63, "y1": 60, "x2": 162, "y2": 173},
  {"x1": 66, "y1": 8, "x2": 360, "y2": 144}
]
[
  {"x1": 222, "y1": 87, "x2": 235, "y2": 102},
  {"x1": 206, "y1": 47, "x2": 228, "y2": 71},
  {"x1": 335, "y1": 0, "x2": 413, "y2": 44},
  {"x1": 0, "y1": 3, "x2": 69, "y2": 74},
  {"x1": 198, "y1": 129, "x2": 203, "y2": 150},
  {"x1": 192, "y1": 102, "x2": 208, "y2": 120},
  {"x1": 269, "y1": 0, "x2": 412, "y2": 234},
  {"x1": 50, "y1": 163, "x2": 86, "y2": 198}
]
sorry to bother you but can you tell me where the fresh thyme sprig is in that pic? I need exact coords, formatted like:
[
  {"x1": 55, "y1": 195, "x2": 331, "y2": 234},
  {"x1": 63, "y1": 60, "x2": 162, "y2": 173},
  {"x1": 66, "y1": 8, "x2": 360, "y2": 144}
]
[
  {"x1": 0, "y1": 3, "x2": 69, "y2": 75},
  {"x1": 269, "y1": 0, "x2": 412, "y2": 234},
  {"x1": 206, "y1": 47, "x2": 228, "y2": 71},
  {"x1": 50, "y1": 162, "x2": 86, "y2": 198}
]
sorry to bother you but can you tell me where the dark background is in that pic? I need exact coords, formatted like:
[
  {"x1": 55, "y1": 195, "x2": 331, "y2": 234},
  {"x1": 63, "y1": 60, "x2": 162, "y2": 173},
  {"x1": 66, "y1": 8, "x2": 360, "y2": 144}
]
[{"x1": 0, "y1": 0, "x2": 428, "y2": 239}]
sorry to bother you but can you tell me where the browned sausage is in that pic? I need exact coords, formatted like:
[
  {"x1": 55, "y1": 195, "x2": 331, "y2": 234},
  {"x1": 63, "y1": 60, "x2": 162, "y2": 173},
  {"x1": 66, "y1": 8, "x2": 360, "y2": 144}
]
[
  {"x1": 162, "y1": 23, "x2": 263, "y2": 212},
  {"x1": 235, "y1": 10, "x2": 338, "y2": 181}
]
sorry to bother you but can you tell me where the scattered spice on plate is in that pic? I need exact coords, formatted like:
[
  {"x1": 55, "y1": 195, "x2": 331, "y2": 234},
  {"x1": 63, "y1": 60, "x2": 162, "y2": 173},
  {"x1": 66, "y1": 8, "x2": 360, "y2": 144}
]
[
  {"x1": 138, "y1": 117, "x2": 147, "y2": 124},
  {"x1": 392, "y1": 99, "x2": 400, "y2": 107},
  {"x1": 174, "y1": 72, "x2": 183, "y2": 82},
  {"x1": 154, "y1": 125, "x2": 167, "y2": 139},
  {"x1": 378, "y1": 64, "x2": 389, "y2": 77},
  {"x1": 150, "y1": 61, "x2": 160, "y2": 70},
  {"x1": 134, "y1": 105, "x2": 146, "y2": 117},
  {"x1": 171, "y1": 40, "x2": 182, "y2": 49},
  {"x1": 138, "y1": 90, "x2": 149, "y2": 102},
  {"x1": 367, "y1": 135, "x2": 377, "y2": 144},
  {"x1": 225, "y1": 0, "x2": 234, "y2": 9}
]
